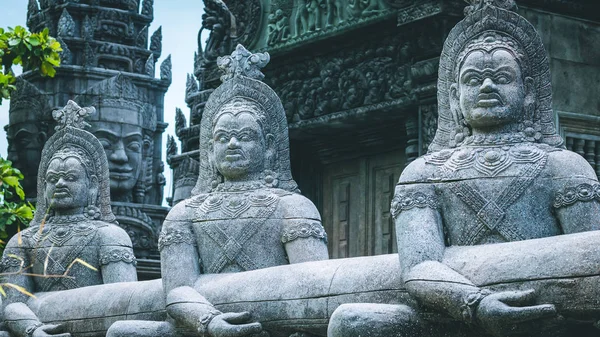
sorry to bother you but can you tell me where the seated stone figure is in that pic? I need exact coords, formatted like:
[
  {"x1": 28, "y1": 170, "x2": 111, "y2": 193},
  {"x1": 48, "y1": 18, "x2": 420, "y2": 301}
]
[
  {"x1": 0, "y1": 101, "x2": 137, "y2": 337},
  {"x1": 329, "y1": 1, "x2": 600, "y2": 337},
  {"x1": 107, "y1": 44, "x2": 328, "y2": 337}
]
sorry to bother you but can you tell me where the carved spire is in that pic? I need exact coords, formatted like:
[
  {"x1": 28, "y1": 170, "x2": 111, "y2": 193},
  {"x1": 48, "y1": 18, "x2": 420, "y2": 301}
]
[
  {"x1": 57, "y1": 9, "x2": 75, "y2": 37},
  {"x1": 56, "y1": 37, "x2": 73, "y2": 65},
  {"x1": 82, "y1": 15, "x2": 94, "y2": 40},
  {"x1": 186, "y1": 73, "x2": 198, "y2": 97},
  {"x1": 175, "y1": 107, "x2": 186, "y2": 135},
  {"x1": 84, "y1": 42, "x2": 96, "y2": 67},
  {"x1": 160, "y1": 54, "x2": 172, "y2": 82},
  {"x1": 464, "y1": 0, "x2": 517, "y2": 16},
  {"x1": 136, "y1": 26, "x2": 148, "y2": 48},
  {"x1": 141, "y1": 0, "x2": 154, "y2": 17},
  {"x1": 145, "y1": 53, "x2": 155, "y2": 76},
  {"x1": 27, "y1": 0, "x2": 39, "y2": 23},
  {"x1": 217, "y1": 44, "x2": 270, "y2": 83},
  {"x1": 166, "y1": 135, "x2": 178, "y2": 164},
  {"x1": 150, "y1": 26, "x2": 162, "y2": 59},
  {"x1": 52, "y1": 100, "x2": 95, "y2": 131}
]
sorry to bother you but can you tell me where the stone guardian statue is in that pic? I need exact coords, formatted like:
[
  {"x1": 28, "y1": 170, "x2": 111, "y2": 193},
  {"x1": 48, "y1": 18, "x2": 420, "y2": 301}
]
[
  {"x1": 328, "y1": 1, "x2": 600, "y2": 336},
  {"x1": 0, "y1": 101, "x2": 138, "y2": 337},
  {"x1": 107, "y1": 44, "x2": 329, "y2": 337}
]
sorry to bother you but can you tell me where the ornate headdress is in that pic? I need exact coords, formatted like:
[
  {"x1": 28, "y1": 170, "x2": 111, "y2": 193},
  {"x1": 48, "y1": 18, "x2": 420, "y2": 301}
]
[
  {"x1": 32, "y1": 100, "x2": 116, "y2": 224},
  {"x1": 428, "y1": 0, "x2": 563, "y2": 152},
  {"x1": 192, "y1": 44, "x2": 299, "y2": 194}
]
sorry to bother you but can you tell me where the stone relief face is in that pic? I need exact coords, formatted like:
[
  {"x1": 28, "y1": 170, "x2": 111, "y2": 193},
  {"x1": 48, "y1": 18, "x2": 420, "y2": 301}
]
[
  {"x1": 212, "y1": 111, "x2": 266, "y2": 181},
  {"x1": 92, "y1": 122, "x2": 143, "y2": 197},
  {"x1": 6, "y1": 123, "x2": 46, "y2": 196},
  {"x1": 455, "y1": 48, "x2": 527, "y2": 129},
  {"x1": 45, "y1": 157, "x2": 89, "y2": 212}
]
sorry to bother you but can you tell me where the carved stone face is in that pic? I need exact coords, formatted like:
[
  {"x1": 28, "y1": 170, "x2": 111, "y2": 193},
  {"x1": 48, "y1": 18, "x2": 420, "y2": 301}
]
[
  {"x1": 45, "y1": 157, "x2": 90, "y2": 213},
  {"x1": 454, "y1": 48, "x2": 530, "y2": 129},
  {"x1": 6, "y1": 123, "x2": 47, "y2": 196},
  {"x1": 92, "y1": 122, "x2": 143, "y2": 199},
  {"x1": 212, "y1": 112, "x2": 266, "y2": 181}
]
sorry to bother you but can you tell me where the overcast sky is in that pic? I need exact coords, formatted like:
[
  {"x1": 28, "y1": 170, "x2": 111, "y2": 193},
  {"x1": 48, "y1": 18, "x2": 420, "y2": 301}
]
[{"x1": 0, "y1": 0, "x2": 205, "y2": 205}]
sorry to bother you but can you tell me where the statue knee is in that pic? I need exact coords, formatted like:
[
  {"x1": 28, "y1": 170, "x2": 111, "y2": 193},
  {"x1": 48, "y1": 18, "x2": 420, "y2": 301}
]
[
  {"x1": 328, "y1": 303, "x2": 420, "y2": 337},
  {"x1": 107, "y1": 321, "x2": 175, "y2": 337}
]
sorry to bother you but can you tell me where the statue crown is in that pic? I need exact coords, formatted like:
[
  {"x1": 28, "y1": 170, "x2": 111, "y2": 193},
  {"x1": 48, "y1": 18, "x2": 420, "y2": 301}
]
[
  {"x1": 52, "y1": 100, "x2": 95, "y2": 131},
  {"x1": 217, "y1": 44, "x2": 270, "y2": 82}
]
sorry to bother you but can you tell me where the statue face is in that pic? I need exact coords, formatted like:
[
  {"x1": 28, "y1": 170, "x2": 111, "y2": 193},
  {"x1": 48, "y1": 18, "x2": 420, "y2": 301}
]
[
  {"x1": 6, "y1": 123, "x2": 47, "y2": 196},
  {"x1": 92, "y1": 122, "x2": 143, "y2": 197},
  {"x1": 212, "y1": 112, "x2": 265, "y2": 180},
  {"x1": 455, "y1": 48, "x2": 528, "y2": 129},
  {"x1": 45, "y1": 157, "x2": 89, "y2": 212}
]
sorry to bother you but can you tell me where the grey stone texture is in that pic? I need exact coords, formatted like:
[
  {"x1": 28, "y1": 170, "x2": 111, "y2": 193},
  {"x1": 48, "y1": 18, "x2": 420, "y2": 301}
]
[
  {"x1": 327, "y1": 1, "x2": 600, "y2": 336},
  {"x1": 8, "y1": 0, "x2": 172, "y2": 278},
  {"x1": 0, "y1": 101, "x2": 137, "y2": 337}
]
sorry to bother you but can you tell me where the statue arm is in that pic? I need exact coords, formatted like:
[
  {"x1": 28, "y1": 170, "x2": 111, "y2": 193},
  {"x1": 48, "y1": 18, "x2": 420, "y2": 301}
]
[
  {"x1": 281, "y1": 194, "x2": 329, "y2": 263},
  {"x1": 1, "y1": 235, "x2": 43, "y2": 337},
  {"x1": 99, "y1": 225, "x2": 138, "y2": 283},
  {"x1": 394, "y1": 183, "x2": 483, "y2": 322},
  {"x1": 552, "y1": 152, "x2": 600, "y2": 234}
]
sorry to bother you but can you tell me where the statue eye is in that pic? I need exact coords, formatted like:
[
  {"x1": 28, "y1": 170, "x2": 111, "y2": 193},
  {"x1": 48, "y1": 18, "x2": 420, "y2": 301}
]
[
  {"x1": 495, "y1": 74, "x2": 511, "y2": 84},
  {"x1": 464, "y1": 75, "x2": 481, "y2": 86},
  {"x1": 99, "y1": 139, "x2": 111, "y2": 149},
  {"x1": 66, "y1": 175, "x2": 77, "y2": 182},
  {"x1": 127, "y1": 141, "x2": 141, "y2": 152},
  {"x1": 217, "y1": 135, "x2": 228, "y2": 143},
  {"x1": 240, "y1": 133, "x2": 252, "y2": 141},
  {"x1": 47, "y1": 175, "x2": 57, "y2": 183}
]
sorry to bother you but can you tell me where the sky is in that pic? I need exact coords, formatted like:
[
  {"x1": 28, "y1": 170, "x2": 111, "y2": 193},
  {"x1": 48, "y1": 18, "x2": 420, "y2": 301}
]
[{"x1": 0, "y1": 0, "x2": 205, "y2": 205}]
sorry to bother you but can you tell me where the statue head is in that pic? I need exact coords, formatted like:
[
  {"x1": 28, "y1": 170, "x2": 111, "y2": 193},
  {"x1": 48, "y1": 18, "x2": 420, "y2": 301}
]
[
  {"x1": 33, "y1": 100, "x2": 115, "y2": 224},
  {"x1": 429, "y1": 1, "x2": 563, "y2": 151},
  {"x1": 6, "y1": 78, "x2": 52, "y2": 196},
  {"x1": 193, "y1": 44, "x2": 298, "y2": 194},
  {"x1": 75, "y1": 74, "x2": 156, "y2": 202}
]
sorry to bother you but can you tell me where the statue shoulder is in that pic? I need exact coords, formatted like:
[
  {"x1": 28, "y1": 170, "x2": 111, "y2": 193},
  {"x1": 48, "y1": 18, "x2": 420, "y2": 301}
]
[
  {"x1": 398, "y1": 156, "x2": 437, "y2": 184},
  {"x1": 97, "y1": 222, "x2": 134, "y2": 248},
  {"x1": 278, "y1": 192, "x2": 321, "y2": 221},
  {"x1": 545, "y1": 148, "x2": 598, "y2": 180},
  {"x1": 165, "y1": 194, "x2": 208, "y2": 222}
]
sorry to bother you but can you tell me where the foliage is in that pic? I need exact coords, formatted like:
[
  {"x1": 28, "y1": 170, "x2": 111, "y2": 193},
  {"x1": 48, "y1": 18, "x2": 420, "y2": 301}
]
[
  {"x1": 0, "y1": 158, "x2": 34, "y2": 249},
  {"x1": 0, "y1": 26, "x2": 62, "y2": 104}
]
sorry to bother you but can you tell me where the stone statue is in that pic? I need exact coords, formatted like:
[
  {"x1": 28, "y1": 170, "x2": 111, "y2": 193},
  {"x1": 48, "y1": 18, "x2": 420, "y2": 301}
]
[
  {"x1": 0, "y1": 101, "x2": 138, "y2": 337},
  {"x1": 107, "y1": 44, "x2": 328, "y2": 337},
  {"x1": 329, "y1": 1, "x2": 600, "y2": 336}
]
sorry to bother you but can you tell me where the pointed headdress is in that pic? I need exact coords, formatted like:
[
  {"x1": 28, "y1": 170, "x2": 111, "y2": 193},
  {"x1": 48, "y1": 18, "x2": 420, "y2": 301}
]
[
  {"x1": 192, "y1": 44, "x2": 298, "y2": 194},
  {"x1": 429, "y1": 0, "x2": 563, "y2": 152}
]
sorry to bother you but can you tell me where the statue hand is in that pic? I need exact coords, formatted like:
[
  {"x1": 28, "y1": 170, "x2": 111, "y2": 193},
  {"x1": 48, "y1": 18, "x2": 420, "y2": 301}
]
[
  {"x1": 476, "y1": 289, "x2": 557, "y2": 336},
  {"x1": 32, "y1": 324, "x2": 71, "y2": 337},
  {"x1": 207, "y1": 312, "x2": 263, "y2": 337}
]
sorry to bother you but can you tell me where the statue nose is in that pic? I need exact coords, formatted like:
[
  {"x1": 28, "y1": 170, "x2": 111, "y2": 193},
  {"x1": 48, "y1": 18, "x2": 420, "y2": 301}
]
[
  {"x1": 480, "y1": 77, "x2": 496, "y2": 92},
  {"x1": 110, "y1": 142, "x2": 129, "y2": 164},
  {"x1": 228, "y1": 137, "x2": 240, "y2": 148}
]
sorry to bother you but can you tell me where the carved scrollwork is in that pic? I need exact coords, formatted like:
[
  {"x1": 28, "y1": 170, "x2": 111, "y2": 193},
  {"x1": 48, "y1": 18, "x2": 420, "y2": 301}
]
[
  {"x1": 390, "y1": 191, "x2": 439, "y2": 219},
  {"x1": 554, "y1": 183, "x2": 600, "y2": 209},
  {"x1": 100, "y1": 248, "x2": 137, "y2": 266},
  {"x1": 0, "y1": 255, "x2": 23, "y2": 272},
  {"x1": 158, "y1": 227, "x2": 196, "y2": 251},
  {"x1": 281, "y1": 222, "x2": 328, "y2": 244}
]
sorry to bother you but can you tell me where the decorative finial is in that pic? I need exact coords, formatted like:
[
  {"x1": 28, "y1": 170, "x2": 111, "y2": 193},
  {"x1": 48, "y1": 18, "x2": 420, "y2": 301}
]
[
  {"x1": 464, "y1": 0, "x2": 517, "y2": 16},
  {"x1": 217, "y1": 44, "x2": 270, "y2": 82},
  {"x1": 52, "y1": 100, "x2": 95, "y2": 131}
]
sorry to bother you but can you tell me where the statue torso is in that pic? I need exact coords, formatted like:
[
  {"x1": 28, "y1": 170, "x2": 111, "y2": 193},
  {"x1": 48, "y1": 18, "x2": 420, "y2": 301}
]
[
  {"x1": 20, "y1": 219, "x2": 107, "y2": 292},
  {"x1": 421, "y1": 142, "x2": 564, "y2": 246},
  {"x1": 188, "y1": 187, "x2": 295, "y2": 273}
]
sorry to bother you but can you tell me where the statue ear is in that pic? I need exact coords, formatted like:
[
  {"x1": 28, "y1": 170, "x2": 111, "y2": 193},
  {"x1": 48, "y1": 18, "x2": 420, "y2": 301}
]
[
  {"x1": 265, "y1": 133, "x2": 276, "y2": 168},
  {"x1": 38, "y1": 132, "x2": 47, "y2": 145},
  {"x1": 524, "y1": 76, "x2": 535, "y2": 120},
  {"x1": 89, "y1": 175, "x2": 99, "y2": 206},
  {"x1": 449, "y1": 83, "x2": 462, "y2": 125}
]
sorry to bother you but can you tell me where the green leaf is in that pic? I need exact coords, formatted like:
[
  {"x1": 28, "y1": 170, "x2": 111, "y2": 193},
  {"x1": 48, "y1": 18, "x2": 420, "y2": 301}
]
[
  {"x1": 2, "y1": 176, "x2": 19, "y2": 188},
  {"x1": 27, "y1": 36, "x2": 40, "y2": 46}
]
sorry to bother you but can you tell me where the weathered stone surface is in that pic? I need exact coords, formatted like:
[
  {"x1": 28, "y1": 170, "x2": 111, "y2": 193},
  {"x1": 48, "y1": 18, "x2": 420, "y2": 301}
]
[{"x1": 0, "y1": 101, "x2": 137, "y2": 337}]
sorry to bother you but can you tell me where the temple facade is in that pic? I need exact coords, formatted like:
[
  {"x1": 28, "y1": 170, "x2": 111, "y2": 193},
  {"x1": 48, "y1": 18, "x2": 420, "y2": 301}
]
[
  {"x1": 170, "y1": 0, "x2": 600, "y2": 259},
  {"x1": 7, "y1": 0, "x2": 171, "y2": 279}
]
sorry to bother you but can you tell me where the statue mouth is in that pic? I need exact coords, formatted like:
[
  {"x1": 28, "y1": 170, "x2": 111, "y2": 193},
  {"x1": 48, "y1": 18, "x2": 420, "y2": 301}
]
[
  {"x1": 53, "y1": 189, "x2": 71, "y2": 198},
  {"x1": 110, "y1": 173, "x2": 133, "y2": 181},
  {"x1": 225, "y1": 150, "x2": 245, "y2": 161},
  {"x1": 476, "y1": 93, "x2": 503, "y2": 107}
]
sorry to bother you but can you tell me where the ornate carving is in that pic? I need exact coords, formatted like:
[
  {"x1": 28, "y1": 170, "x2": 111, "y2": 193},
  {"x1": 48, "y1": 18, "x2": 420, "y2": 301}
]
[
  {"x1": 82, "y1": 15, "x2": 95, "y2": 40},
  {"x1": 554, "y1": 183, "x2": 600, "y2": 209},
  {"x1": 100, "y1": 249, "x2": 138, "y2": 266},
  {"x1": 226, "y1": 0, "x2": 262, "y2": 48},
  {"x1": 281, "y1": 222, "x2": 328, "y2": 244},
  {"x1": 166, "y1": 135, "x2": 178, "y2": 164},
  {"x1": 141, "y1": 0, "x2": 153, "y2": 17},
  {"x1": 175, "y1": 107, "x2": 187, "y2": 136},
  {"x1": 390, "y1": 191, "x2": 439, "y2": 219},
  {"x1": 84, "y1": 42, "x2": 96, "y2": 67},
  {"x1": 268, "y1": 9, "x2": 290, "y2": 45},
  {"x1": 217, "y1": 44, "x2": 270, "y2": 82},
  {"x1": 57, "y1": 9, "x2": 75, "y2": 37},
  {"x1": 160, "y1": 54, "x2": 172, "y2": 82},
  {"x1": 52, "y1": 100, "x2": 95, "y2": 131},
  {"x1": 158, "y1": 227, "x2": 196, "y2": 251},
  {"x1": 145, "y1": 53, "x2": 155, "y2": 76},
  {"x1": 136, "y1": 25, "x2": 148, "y2": 49},
  {"x1": 464, "y1": 0, "x2": 517, "y2": 16},
  {"x1": 421, "y1": 104, "x2": 438, "y2": 154},
  {"x1": 56, "y1": 37, "x2": 73, "y2": 65},
  {"x1": 149, "y1": 26, "x2": 162, "y2": 59}
]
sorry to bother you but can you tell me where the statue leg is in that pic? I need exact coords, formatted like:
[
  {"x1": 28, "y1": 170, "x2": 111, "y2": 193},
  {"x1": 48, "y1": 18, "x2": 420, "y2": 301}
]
[
  {"x1": 106, "y1": 320, "x2": 176, "y2": 337},
  {"x1": 328, "y1": 303, "x2": 423, "y2": 337}
]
